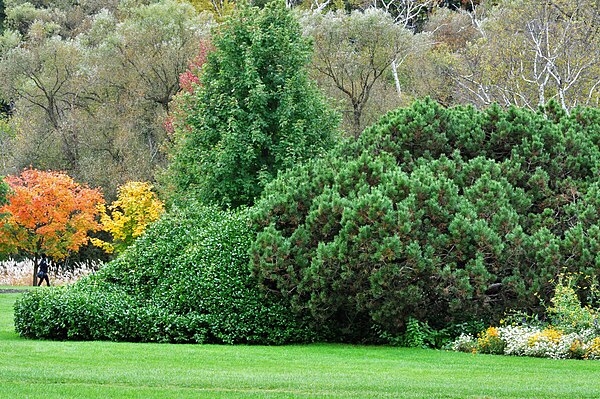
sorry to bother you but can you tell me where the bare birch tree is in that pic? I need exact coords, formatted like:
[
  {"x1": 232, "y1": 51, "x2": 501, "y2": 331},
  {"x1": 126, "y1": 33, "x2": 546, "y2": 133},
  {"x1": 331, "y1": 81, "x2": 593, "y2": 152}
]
[
  {"x1": 450, "y1": 0, "x2": 600, "y2": 113},
  {"x1": 369, "y1": 0, "x2": 435, "y2": 30}
]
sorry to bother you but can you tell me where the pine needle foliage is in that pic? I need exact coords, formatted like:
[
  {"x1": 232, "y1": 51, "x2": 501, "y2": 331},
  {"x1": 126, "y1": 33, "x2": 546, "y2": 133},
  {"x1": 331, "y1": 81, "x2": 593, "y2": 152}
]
[{"x1": 251, "y1": 99, "x2": 600, "y2": 342}]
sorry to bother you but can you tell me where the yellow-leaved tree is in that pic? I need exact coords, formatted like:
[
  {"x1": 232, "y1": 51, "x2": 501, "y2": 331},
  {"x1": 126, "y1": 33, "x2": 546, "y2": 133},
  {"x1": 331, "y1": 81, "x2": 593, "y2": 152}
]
[
  {"x1": 180, "y1": 0, "x2": 235, "y2": 21},
  {"x1": 92, "y1": 182, "x2": 164, "y2": 254}
]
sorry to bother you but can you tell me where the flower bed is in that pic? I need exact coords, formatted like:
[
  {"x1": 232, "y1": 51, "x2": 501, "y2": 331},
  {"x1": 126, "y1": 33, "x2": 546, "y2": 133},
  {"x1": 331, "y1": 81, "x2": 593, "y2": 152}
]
[
  {"x1": 451, "y1": 274, "x2": 600, "y2": 360},
  {"x1": 452, "y1": 325, "x2": 600, "y2": 360}
]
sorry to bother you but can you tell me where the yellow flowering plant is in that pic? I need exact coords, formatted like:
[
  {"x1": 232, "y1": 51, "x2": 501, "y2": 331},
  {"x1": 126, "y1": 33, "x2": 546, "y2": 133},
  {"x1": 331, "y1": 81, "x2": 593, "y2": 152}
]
[
  {"x1": 528, "y1": 327, "x2": 563, "y2": 347},
  {"x1": 584, "y1": 337, "x2": 600, "y2": 360},
  {"x1": 476, "y1": 327, "x2": 505, "y2": 355}
]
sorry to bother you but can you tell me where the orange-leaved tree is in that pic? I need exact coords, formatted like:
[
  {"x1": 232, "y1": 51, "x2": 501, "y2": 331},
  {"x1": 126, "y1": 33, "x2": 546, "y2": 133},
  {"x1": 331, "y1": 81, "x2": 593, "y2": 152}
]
[
  {"x1": 91, "y1": 181, "x2": 164, "y2": 255},
  {"x1": 0, "y1": 168, "x2": 105, "y2": 285}
]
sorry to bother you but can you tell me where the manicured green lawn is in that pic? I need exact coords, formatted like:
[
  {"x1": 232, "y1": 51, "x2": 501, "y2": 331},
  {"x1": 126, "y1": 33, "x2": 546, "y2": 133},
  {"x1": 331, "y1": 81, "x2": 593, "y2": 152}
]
[{"x1": 1, "y1": 290, "x2": 600, "y2": 398}]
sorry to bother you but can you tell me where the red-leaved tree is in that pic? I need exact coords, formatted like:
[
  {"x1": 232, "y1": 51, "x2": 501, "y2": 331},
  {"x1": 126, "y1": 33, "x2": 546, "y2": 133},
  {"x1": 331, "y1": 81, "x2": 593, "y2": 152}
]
[
  {"x1": 164, "y1": 40, "x2": 213, "y2": 136},
  {"x1": 0, "y1": 169, "x2": 105, "y2": 285}
]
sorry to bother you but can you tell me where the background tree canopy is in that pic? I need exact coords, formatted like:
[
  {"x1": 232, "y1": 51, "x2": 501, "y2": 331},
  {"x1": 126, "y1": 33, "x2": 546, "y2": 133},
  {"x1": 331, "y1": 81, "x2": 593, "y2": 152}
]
[
  {"x1": 1, "y1": 0, "x2": 598, "y2": 199},
  {"x1": 0, "y1": 0, "x2": 211, "y2": 199}
]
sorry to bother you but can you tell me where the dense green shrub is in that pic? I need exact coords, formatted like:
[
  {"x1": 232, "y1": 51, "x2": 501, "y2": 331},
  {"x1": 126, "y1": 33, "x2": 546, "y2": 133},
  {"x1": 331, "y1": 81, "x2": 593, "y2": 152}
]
[
  {"x1": 15, "y1": 204, "x2": 316, "y2": 343},
  {"x1": 250, "y1": 98, "x2": 600, "y2": 342}
]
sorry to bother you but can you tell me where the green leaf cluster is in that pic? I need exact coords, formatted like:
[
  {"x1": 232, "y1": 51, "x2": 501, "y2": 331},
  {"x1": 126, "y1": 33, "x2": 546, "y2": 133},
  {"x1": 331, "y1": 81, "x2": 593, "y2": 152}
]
[
  {"x1": 15, "y1": 203, "x2": 317, "y2": 343},
  {"x1": 546, "y1": 273, "x2": 600, "y2": 335},
  {"x1": 167, "y1": 0, "x2": 339, "y2": 208},
  {"x1": 251, "y1": 98, "x2": 600, "y2": 342},
  {"x1": 0, "y1": 177, "x2": 7, "y2": 206}
]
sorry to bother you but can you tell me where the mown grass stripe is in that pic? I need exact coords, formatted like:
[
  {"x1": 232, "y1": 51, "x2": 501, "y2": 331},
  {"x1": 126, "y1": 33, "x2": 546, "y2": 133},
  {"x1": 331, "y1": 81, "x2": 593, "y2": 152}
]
[{"x1": 2, "y1": 291, "x2": 600, "y2": 398}]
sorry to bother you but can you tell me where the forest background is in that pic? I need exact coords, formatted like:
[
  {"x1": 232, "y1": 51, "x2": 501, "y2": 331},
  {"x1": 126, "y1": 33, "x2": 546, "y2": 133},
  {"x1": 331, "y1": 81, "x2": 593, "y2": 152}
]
[{"x1": 0, "y1": 0, "x2": 598, "y2": 262}]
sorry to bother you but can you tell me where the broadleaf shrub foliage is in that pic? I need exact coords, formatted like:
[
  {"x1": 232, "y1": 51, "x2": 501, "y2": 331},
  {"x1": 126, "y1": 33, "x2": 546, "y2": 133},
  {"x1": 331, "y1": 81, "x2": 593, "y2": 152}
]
[
  {"x1": 251, "y1": 98, "x2": 600, "y2": 342},
  {"x1": 15, "y1": 203, "x2": 316, "y2": 343}
]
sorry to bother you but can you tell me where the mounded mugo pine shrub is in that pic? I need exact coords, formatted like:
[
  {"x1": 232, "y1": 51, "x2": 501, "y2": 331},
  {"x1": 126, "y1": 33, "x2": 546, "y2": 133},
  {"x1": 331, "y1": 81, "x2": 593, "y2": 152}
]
[
  {"x1": 14, "y1": 204, "x2": 316, "y2": 344},
  {"x1": 250, "y1": 98, "x2": 600, "y2": 342}
]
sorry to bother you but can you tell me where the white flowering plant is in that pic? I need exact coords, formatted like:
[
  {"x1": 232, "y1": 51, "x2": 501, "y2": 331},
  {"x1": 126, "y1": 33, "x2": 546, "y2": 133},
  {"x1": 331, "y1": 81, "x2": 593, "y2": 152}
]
[{"x1": 451, "y1": 333, "x2": 477, "y2": 353}]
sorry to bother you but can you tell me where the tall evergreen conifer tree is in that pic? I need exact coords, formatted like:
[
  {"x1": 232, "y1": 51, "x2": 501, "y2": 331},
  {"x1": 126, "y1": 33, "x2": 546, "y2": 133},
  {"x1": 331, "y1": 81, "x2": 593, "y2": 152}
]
[{"x1": 168, "y1": 0, "x2": 339, "y2": 208}]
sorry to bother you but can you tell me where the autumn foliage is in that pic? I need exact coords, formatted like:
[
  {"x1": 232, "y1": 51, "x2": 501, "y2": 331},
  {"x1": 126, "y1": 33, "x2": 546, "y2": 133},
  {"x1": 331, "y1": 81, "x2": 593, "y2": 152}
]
[
  {"x1": 92, "y1": 181, "x2": 164, "y2": 254},
  {"x1": 164, "y1": 40, "x2": 213, "y2": 136},
  {"x1": 178, "y1": 40, "x2": 213, "y2": 95},
  {"x1": 0, "y1": 169, "x2": 104, "y2": 284}
]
